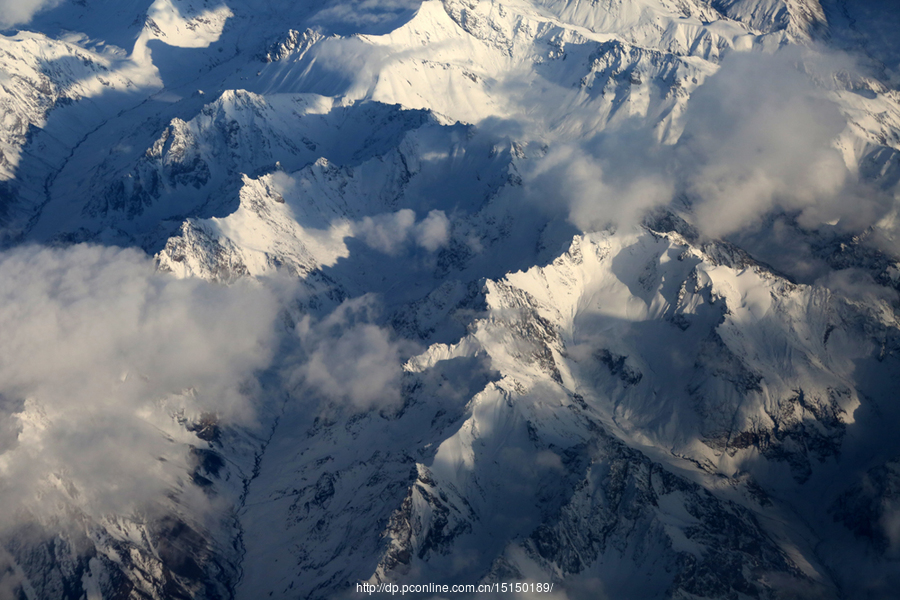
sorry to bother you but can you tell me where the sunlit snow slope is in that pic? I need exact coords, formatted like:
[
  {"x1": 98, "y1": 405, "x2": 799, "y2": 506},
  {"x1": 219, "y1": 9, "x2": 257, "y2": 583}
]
[{"x1": 0, "y1": 0, "x2": 899, "y2": 598}]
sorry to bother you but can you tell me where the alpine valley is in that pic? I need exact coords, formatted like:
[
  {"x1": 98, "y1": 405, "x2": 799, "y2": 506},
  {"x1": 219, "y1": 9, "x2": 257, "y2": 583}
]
[{"x1": 1, "y1": 0, "x2": 899, "y2": 599}]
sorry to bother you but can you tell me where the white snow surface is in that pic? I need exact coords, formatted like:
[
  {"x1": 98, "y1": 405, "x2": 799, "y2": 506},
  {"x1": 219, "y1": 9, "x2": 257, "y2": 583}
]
[{"x1": 1, "y1": 0, "x2": 900, "y2": 598}]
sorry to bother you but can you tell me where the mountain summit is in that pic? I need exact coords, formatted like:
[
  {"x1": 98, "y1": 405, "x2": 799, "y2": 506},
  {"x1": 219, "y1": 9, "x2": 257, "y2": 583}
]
[{"x1": 0, "y1": 0, "x2": 899, "y2": 598}]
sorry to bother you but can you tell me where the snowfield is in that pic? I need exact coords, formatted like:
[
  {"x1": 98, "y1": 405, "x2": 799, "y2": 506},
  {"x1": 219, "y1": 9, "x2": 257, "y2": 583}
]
[{"x1": 0, "y1": 0, "x2": 899, "y2": 598}]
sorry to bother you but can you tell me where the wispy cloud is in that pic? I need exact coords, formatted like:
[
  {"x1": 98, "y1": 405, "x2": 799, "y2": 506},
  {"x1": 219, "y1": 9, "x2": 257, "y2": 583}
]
[
  {"x1": 290, "y1": 294, "x2": 416, "y2": 410},
  {"x1": 523, "y1": 46, "x2": 895, "y2": 248},
  {"x1": 679, "y1": 48, "x2": 876, "y2": 237},
  {"x1": 352, "y1": 209, "x2": 450, "y2": 254}
]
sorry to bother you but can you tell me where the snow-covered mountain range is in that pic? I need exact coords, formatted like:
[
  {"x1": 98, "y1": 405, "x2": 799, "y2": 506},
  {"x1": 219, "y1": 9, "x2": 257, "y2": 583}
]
[{"x1": 0, "y1": 0, "x2": 899, "y2": 598}]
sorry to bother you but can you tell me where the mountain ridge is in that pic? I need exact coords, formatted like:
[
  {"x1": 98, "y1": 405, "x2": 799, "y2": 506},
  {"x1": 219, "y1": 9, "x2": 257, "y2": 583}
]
[{"x1": 0, "y1": 0, "x2": 898, "y2": 598}]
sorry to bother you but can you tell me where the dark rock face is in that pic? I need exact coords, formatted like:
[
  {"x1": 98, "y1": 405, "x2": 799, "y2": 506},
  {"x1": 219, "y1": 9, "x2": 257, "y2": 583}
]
[
  {"x1": 513, "y1": 433, "x2": 822, "y2": 600},
  {"x1": 832, "y1": 458, "x2": 900, "y2": 553},
  {"x1": 2, "y1": 514, "x2": 234, "y2": 600},
  {"x1": 595, "y1": 349, "x2": 643, "y2": 387}
]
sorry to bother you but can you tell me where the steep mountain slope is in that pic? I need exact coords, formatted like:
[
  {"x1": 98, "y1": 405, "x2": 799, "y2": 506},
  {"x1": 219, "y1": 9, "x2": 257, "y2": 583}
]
[
  {"x1": 0, "y1": 29, "x2": 156, "y2": 243},
  {"x1": 233, "y1": 226, "x2": 899, "y2": 599},
  {"x1": 0, "y1": 0, "x2": 899, "y2": 598}
]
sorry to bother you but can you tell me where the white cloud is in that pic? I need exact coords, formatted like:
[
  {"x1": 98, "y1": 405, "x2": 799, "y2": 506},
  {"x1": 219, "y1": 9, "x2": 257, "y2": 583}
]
[
  {"x1": 679, "y1": 49, "x2": 856, "y2": 237},
  {"x1": 525, "y1": 139, "x2": 673, "y2": 233},
  {"x1": 414, "y1": 209, "x2": 451, "y2": 251},
  {"x1": 523, "y1": 46, "x2": 894, "y2": 245},
  {"x1": 352, "y1": 209, "x2": 451, "y2": 254},
  {"x1": 310, "y1": 0, "x2": 420, "y2": 29},
  {"x1": 0, "y1": 0, "x2": 60, "y2": 29},
  {"x1": 291, "y1": 294, "x2": 415, "y2": 410},
  {"x1": 0, "y1": 244, "x2": 281, "y2": 526},
  {"x1": 815, "y1": 268, "x2": 899, "y2": 304},
  {"x1": 353, "y1": 208, "x2": 418, "y2": 254}
]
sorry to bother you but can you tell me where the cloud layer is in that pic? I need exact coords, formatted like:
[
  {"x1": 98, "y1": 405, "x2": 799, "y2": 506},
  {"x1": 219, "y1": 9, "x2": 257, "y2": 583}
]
[
  {"x1": 525, "y1": 47, "x2": 896, "y2": 246},
  {"x1": 0, "y1": 0, "x2": 60, "y2": 29},
  {"x1": 679, "y1": 49, "x2": 868, "y2": 237},
  {"x1": 0, "y1": 244, "x2": 280, "y2": 525},
  {"x1": 352, "y1": 209, "x2": 450, "y2": 254},
  {"x1": 291, "y1": 294, "x2": 415, "y2": 410}
]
